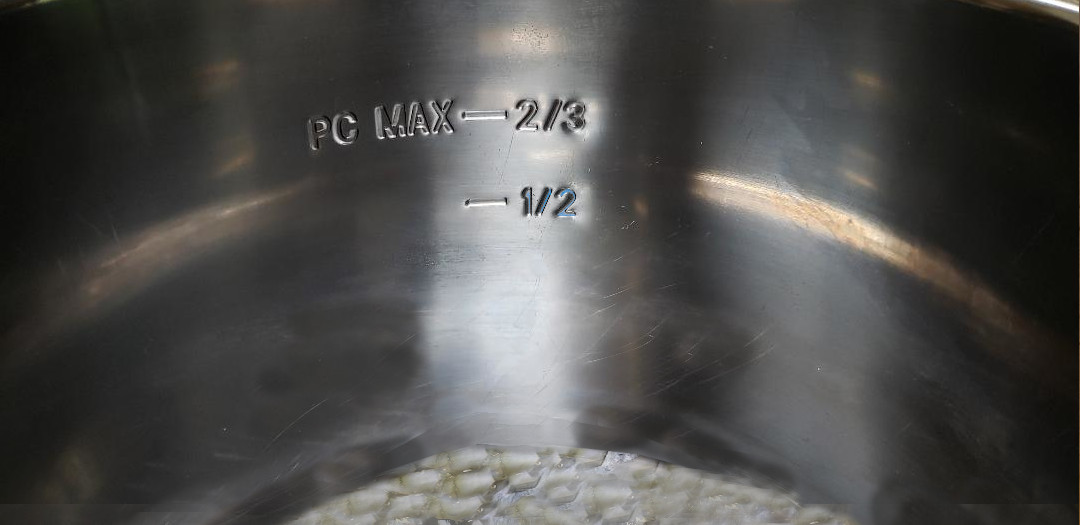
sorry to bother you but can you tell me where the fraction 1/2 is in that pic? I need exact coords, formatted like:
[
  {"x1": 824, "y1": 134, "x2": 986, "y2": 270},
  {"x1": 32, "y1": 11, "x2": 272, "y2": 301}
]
[{"x1": 522, "y1": 187, "x2": 577, "y2": 218}]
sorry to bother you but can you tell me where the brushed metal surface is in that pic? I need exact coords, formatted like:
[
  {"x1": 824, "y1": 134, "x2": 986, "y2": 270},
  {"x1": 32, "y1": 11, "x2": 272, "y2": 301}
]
[{"x1": 0, "y1": 1, "x2": 1076, "y2": 524}]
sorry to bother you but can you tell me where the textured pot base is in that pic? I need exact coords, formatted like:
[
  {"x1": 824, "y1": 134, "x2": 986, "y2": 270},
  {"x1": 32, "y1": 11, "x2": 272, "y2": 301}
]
[{"x1": 288, "y1": 445, "x2": 856, "y2": 524}]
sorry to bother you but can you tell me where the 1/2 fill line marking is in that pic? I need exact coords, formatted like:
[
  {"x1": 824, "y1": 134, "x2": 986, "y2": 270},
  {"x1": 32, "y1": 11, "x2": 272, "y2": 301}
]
[{"x1": 465, "y1": 198, "x2": 508, "y2": 207}]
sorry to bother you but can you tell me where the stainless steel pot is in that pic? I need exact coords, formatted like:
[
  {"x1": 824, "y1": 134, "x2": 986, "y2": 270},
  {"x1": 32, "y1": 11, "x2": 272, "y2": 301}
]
[{"x1": 0, "y1": 0, "x2": 1076, "y2": 523}]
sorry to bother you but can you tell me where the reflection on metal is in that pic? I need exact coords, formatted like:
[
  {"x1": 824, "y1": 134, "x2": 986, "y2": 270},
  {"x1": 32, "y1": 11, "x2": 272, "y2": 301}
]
[
  {"x1": 198, "y1": 59, "x2": 241, "y2": 97},
  {"x1": 840, "y1": 169, "x2": 876, "y2": 190},
  {"x1": 0, "y1": 0, "x2": 58, "y2": 13},
  {"x1": 963, "y1": 0, "x2": 1079, "y2": 23},
  {"x1": 691, "y1": 171, "x2": 1071, "y2": 395},
  {"x1": 692, "y1": 171, "x2": 1013, "y2": 336},
  {"x1": 0, "y1": 1, "x2": 1074, "y2": 525},
  {"x1": 216, "y1": 150, "x2": 255, "y2": 177},
  {"x1": 3, "y1": 177, "x2": 322, "y2": 370},
  {"x1": 849, "y1": 71, "x2": 885, "y2": 92}
]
